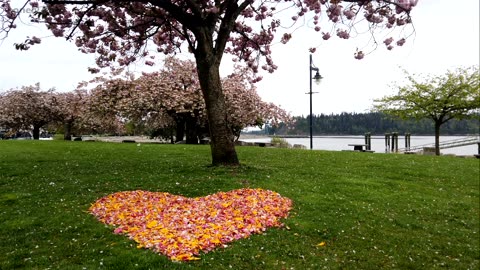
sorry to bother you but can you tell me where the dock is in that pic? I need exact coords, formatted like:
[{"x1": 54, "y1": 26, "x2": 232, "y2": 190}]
[{"x1": 398, "y1": 136, "x2": 480, "y2": 154}]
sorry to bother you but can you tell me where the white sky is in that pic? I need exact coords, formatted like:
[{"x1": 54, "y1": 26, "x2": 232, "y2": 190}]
[{"x1": 0, "y1": 0, "x2": 478, "y2": 116}]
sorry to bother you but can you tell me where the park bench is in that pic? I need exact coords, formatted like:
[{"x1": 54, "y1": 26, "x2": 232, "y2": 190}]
[
  {"x1": 348, "y1": 144, "x2": 368, "y2": 152},
  {"x1": 347, "y1": 144, "x2": 375, "y2": 153}
]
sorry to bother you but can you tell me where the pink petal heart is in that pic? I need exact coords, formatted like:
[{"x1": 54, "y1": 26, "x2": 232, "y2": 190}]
[{"x1": 89, "y1": 188, "x2": 292, "y2": 261}]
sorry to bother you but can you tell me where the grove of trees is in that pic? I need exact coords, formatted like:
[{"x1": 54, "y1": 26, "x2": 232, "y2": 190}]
[
  {"x1": 0, "y1": 58, "x2": 291, "y2": 142},
  {"x1": 1, "y1": 0, "x2": 418, "y2": 165},
  {"x1": 268, "y1": 112, "x2": 479, "y2": 136},
  {"x1": 87, "y1": 57, "x2": 291, "y2": 143},
  {"x1": 0, "y1": 84, "x2": 127, "y2": 140}
]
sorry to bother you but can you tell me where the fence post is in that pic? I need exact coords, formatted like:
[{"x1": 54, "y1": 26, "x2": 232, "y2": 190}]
[
  {"x1": 385, "y1": 133, "x2": 391, "y2": 153},
  {"x1": 365, "y1": 132, "x2": 371, "y2": 151},
  {"x1": 392, "y1": 132, "x2": 399, "y2": 153},
  {"x1": 390, "y1": 133, "x2": 394, "y2": 152},
  {"x1": 405, "y1": 133, "x2": 411, "y2": 152}
]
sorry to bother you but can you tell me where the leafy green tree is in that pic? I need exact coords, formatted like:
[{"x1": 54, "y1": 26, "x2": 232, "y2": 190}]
[{"x1": 373, "y1": 67, "x2": 480, "y2": 155}]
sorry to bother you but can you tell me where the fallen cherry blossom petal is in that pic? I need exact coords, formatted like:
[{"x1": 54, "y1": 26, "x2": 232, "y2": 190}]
[{"x1": 89, "y1": 188, "x2": 292, "y2": 261}]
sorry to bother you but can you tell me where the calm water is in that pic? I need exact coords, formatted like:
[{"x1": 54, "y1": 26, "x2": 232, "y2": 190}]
[{"x1": 240, "y1": 135, "x2": 480, "y2": 156}]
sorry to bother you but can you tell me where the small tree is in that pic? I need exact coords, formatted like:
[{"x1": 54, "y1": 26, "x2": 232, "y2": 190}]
[
  {"x1": 373, "y1": 67, "x2": 480, "y2": 155},
  {"x1": 0, "y1": 83, "x2": 59, "y2": 139}
]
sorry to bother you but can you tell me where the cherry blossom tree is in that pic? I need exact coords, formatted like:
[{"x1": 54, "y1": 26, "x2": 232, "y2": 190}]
[
  {"x1": 222, "y1": 66, "x2": 292, "y2": 138},
  {"x1": 132, "y1": 57, "x2": 205, "y2": 143},
  {"x1": 1, "y1": 0, "x2": 418, "y2": 165},
  {"x1": 55, "y1": 88, "x2": 90, "y2": 140},
  {"x1": 0, "y1": 83, "x2": 59, "y2": 139},
  {"x1": 75, "y1": 81, "x2": 130, "y2": 136}
]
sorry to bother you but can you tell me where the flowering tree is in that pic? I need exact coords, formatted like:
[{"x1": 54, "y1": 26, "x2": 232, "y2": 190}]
[
  {"x1": 1, "y1": 0, "x2": 418, "y2": 165},
  {"x1": 72, "y1": 81, "x2": 129, "y2": 136},
  {"x1": 222, "y1": 66, "x2": 292, "y2": 137},
  {"x1": 0, "y1": 83, "x2": 59, "y2": 139},
  {"x1": 132, "y1": 58, "x2": 205, "y2": 143},
  {"x1": 55, "y1": 89, "x2": 90, "y2": 140},
  {"x1": 373, "y1": 67, "x2": 480, "y2": 155}
]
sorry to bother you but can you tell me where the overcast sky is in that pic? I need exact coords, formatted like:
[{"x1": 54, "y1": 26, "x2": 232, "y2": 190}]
[{"x1": 0, "y1": 0, "x2": 478, "y2": 116}]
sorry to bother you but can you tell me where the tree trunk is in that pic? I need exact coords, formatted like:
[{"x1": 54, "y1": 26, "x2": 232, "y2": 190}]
[
  {"x1": 64, "y1": 121, "x2": 72, "y2": 141},
  {"x1": 185, "y1": 116, "x2": 199, "y2": 144},
  {"x1": 175, "y1": 117, "x2": 185, "y2": 143},
  {"x1": 32, "y1": 125, "x2": 40, "y2": 140},
  {"x1": 195, "y1": 57, "x2": 239, "y2": 165},
  {"x1": 434, "y1": 121, "x2": 441, "y2": 156}
]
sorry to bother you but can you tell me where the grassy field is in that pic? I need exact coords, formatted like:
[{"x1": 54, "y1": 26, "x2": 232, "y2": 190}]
[{"x1": 0, "y1": 140, "x2": 478, "y2": 269}]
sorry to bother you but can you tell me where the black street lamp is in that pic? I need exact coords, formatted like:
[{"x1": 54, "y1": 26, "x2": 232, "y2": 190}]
[{"x1": 308, "y1": 54, "x2": 323, "y2": 150}]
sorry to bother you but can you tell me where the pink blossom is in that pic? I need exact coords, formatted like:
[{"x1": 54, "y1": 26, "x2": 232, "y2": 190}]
[
  {"x1": 396, "y1": 38, "x2": 406, "y2": 46},
  {"x1": 343, "y1": 9, "x2": 356, "y2": 20},
  {"x1": 383, "y1": 37, "x2": 394, "y2": 46},
  {"x1": 354, "y1": 51, "x2": 364, "y2": 60},
  {"x1": 88, "y1": 67, "x2": 100, "y2": 73},
  {"x1": 6, "y1": 9, "x2": 16, "y2": 20},
  {"x1": 336, "y1": 29, "x2": 350, "y2": 39},
  {"x1": 396, "y1": 0, "x2": 418, "y2": 12},
  {"x1": 397, "y1": 18, "x2": 407, "y2": 26},
  {"x1": 28, "y1": 36, "x2": 41, "y2": 45},
  {"x1": 51, "y1": 28, "x2": 64, "y2": 37}
]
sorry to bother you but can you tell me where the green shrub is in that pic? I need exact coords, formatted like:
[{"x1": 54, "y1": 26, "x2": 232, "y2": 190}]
[{"x1": 270, "y1": 136, "x2": 291, "y2": 148}]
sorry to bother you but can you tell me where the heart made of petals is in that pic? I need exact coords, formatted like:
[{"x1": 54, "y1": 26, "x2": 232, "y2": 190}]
[{"x1": 89, "y1": 188, "x2": 292, "y2": 261}]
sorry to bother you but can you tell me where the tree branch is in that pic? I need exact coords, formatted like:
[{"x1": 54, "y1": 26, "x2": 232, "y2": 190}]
[
  {"x1": 214, "y1": 0, "x2": 251, "y2": 61},
  {"x1": 64, "y1": 4, "x2": 97, "y2": 40},
  {"x1": 1, "y1": 0, "x2": 30, "y2": 40}
]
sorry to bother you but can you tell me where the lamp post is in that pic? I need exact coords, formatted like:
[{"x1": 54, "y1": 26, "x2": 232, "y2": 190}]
[{"x1": 308, "y1": 54, "x2": 323, "y2": 150}]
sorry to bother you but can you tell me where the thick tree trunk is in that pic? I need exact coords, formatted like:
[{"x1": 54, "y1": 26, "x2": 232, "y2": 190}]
[
  {"x1": 195, "y1": 58, "x2": 239, "y2": 165},
  {"x1": 434, "y1": 121, "x2": 441, "y2": 156},
  {"x1": 185, "y1": 116, "x2": 199, "y2": 144},
  {"x1": 175, "y1": 117, "x2": 185, "y2": 143},
  {"x1": 32, "y1": 125, "x2": 40, "y2": 140},
  {"x1": 64, "y1": 121, "x2": 72, "y2": 141}
]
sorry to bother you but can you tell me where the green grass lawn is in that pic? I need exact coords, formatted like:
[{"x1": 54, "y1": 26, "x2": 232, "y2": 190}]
[{"x1": 0, "y1": 140, "x2": 478, "y2": 269}]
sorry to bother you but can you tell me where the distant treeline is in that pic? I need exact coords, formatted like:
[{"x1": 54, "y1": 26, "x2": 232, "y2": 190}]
[{"x1": 261, "y1": 112, "x2": 479, "y2": 135}]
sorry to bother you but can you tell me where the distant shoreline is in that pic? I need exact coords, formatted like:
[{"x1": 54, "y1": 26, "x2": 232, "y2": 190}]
[{"x1": 239, "y1": 133, "x2": 479, "y2": 139}]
